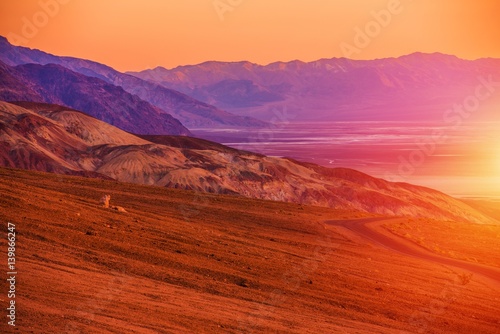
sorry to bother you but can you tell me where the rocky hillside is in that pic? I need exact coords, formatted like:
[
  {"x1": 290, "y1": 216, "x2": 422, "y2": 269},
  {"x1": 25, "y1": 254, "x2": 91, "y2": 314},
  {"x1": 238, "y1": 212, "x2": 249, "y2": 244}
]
[{"x1": 0, "y1": 100, "x2": 496, "y2": 225}]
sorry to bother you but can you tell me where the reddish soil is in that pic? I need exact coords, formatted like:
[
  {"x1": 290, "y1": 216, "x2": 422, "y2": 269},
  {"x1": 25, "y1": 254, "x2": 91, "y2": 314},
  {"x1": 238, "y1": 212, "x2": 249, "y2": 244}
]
[
  {"x1": 0, "y1": 167, "x2": 499, "y2": 333},
  {"x1": 384, "y1": 217, "x2": 500, "y2": 268},
  {"x1": 327, "y1": 218, "x2": 500, "y2": 285}
]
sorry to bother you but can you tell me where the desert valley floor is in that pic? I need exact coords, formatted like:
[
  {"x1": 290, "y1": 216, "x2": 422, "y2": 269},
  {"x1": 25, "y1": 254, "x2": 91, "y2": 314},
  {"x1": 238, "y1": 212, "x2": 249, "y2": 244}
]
[{"x1": 0, "y1": 167, "x2": 499, "y2": 333}]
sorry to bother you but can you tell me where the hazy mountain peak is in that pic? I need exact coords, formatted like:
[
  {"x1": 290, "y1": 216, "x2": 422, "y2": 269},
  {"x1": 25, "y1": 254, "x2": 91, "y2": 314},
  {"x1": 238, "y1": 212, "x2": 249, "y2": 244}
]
[{"x1": 128, "y1": 49, "x2": 500, "y2": 122}]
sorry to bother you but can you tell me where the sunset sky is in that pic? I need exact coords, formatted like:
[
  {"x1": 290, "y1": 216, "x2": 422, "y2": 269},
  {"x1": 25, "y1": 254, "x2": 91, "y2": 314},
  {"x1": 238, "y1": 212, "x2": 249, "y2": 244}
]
[{"x1": 1, "y1": 0, "x2": 500, "y2": 72}]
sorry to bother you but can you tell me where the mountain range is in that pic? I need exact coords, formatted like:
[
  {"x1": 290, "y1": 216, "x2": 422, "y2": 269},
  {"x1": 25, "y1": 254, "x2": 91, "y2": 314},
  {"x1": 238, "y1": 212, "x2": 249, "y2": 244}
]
[
  {"x1": 0, "y1": 60, "x2": 190, "y2": 135},
  {"x1": 0, "y1": 36, "x2": 265, "y2": 129},
  {"x1": 129, "y1": 54, "x2": 500, "y2": 122},
  {"x1": 1, "y1": 100, "x2": 496, "y2": 225},
  {"x1": 3, "y1": 33, "x2": 499, "y2": 127}
]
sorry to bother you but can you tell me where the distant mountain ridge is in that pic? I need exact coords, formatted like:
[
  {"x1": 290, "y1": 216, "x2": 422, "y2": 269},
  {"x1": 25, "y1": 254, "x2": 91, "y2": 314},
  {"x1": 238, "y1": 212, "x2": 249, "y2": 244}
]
[
  {"x1": 0, "y1": 60, "x2": 190, "y2": 135},
  {"x1": 129, "y1": 53, "x2": 500, "y2": 122},
  {"x1": 1, "y1": 100, "x2": 497, "y2": 225},
  {"x1": 0, "y1": 36, "x2": 266, "y2": 128}
]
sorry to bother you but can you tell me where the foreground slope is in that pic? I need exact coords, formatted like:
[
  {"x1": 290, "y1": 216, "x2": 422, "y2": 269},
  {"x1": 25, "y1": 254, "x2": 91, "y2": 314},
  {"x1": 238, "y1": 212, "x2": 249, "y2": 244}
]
[
  {"x1": 0, "y1": 101, "x2": 496, "y2": 225},
  {"x1": 0, "y1": 168, "x2": 498, "y2": 333}
]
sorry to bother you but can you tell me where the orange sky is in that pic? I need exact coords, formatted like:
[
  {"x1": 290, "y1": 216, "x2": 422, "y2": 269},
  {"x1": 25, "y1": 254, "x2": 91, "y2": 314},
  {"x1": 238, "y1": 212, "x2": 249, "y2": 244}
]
[{"x1": 1, "y1": 0, "x2": 500, "y2": 72}]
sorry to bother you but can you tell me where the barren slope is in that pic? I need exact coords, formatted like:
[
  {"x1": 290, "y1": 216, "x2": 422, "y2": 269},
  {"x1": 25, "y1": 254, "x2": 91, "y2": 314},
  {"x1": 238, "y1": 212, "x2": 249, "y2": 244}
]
[{"x1": 0, "y1": 168, "x2": 498, "y2": 333}]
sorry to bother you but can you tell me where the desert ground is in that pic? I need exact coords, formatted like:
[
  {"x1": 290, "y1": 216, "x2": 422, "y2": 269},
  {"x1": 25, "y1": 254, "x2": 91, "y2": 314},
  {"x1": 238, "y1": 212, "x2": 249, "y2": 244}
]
[{"x1": 0, "y1": 167, "x2": 499, "y2": 333}]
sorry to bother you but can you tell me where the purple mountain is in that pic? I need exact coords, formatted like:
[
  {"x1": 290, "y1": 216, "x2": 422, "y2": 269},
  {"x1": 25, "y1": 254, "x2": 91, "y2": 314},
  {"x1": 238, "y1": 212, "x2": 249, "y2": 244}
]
[
  {"x1": 0, "y1": 36, "x2": 266, "y2": 128},
  {"x1": 0, "y1": 60, "x2": 190, "y2": 135},
  {"x1": 129, "y1": 54, "x2": 500, "y2": 122}
]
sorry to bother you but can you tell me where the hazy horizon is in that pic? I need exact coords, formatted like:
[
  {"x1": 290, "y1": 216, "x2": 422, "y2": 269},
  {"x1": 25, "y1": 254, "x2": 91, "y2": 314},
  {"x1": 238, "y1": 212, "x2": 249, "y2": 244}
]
[
  {"x1": 1, "y1": 1, "x2": 499, "y2": 199},
  {"x1": 2, "y1": 1, "x2": 500, "y2": 71},
  {"x1": 1, "y1": 2, "x2": 500, "y2": 333}
]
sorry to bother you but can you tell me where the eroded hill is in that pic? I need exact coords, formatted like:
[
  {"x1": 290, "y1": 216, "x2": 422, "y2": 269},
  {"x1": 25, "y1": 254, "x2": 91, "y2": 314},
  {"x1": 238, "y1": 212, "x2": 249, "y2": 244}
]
[{"x1": 0, "y1": 101, "x2": 497, "y2": 225}]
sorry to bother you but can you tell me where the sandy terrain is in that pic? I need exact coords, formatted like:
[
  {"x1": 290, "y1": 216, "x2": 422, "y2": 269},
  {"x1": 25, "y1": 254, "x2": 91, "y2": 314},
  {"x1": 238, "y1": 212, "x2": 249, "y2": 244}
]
[
  {"x1": 327, "y1": 218, "x2": 500, "y2": 285},
  {"x1": 0, "y1": 167, "x2": 499, "y2": 333},
  {"x1": 384, "y1": 217, "x2": 500, "y2": 268}
]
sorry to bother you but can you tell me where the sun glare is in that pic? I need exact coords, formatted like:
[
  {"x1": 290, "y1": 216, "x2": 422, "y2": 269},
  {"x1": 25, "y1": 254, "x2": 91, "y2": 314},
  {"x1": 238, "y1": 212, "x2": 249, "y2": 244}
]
[{"x1": 497, "y1": 149, "x2": 500, "y2": 172}]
